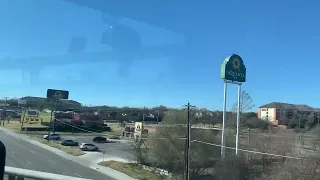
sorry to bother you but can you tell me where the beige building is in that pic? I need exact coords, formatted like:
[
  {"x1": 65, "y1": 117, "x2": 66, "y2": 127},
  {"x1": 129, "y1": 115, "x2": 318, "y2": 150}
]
[{"x1": 258, "y1": 102, "x2": 318, "y2": 125}]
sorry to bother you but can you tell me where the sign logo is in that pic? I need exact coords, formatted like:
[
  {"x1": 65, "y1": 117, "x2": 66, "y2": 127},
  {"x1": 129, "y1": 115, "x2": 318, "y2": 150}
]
[
  {"x1": 232, "y1": 58, "x2": 241, "y2": 70},
  {"x1": 47, "y1": 89, "x2": 69, "y2": 99},
  {"x1": 54, "y1": 91, "x2": 62, "y2": 98},
  {"x1": 221, "y1": 54, "x2": 246, "y2": 83},
  {"x1": 136, "y1": 125, "x2": 141, "y2": 131}
]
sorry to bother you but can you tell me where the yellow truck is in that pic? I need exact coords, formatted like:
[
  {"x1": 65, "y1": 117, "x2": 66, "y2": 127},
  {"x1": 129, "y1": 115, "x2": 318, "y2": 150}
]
[{"x1": 22, "y1": 109, "x2": 41, "y2": 124}]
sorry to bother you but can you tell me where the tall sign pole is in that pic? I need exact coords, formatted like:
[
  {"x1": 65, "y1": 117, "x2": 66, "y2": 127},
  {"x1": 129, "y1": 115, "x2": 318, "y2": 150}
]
[
  {"x1": 221, "y1": 82, "x2": 228, "y2": 160},
  {"x1": 235, "y1": 84, "x2": 242, "y2": 155},
  {"x1": 46, "y1": 89, "x2": 69, "y2": 141},
  {"x1": 220, "y1": 54, "x2": 246, "y2": 159}
]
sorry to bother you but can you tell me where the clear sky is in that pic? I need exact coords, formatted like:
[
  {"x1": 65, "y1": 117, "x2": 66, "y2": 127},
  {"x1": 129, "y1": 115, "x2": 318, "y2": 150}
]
[{"x1": 0, "y1": 0, "x2": 319, "y2": 111}]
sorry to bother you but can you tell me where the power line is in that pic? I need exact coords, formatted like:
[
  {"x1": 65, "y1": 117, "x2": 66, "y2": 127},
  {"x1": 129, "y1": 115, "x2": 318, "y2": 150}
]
[
  {"x1": 192, "y1": 140, "x2": 304, "y2": 160},
  {"x1": 54, "y1": 118, "x2": 100, "y2": 133},
  {"x1": 241, "y1": 132, "x2": 320, "y2": 140}
]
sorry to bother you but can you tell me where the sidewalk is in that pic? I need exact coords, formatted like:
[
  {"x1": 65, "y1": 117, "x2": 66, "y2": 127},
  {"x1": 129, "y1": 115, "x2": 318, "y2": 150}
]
[{"x1": 0, "y1": 127, "x2": 137, "y2": 180}]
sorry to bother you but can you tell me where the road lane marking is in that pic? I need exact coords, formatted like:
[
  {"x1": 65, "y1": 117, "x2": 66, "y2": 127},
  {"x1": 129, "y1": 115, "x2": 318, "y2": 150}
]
[
  {"x1": 48, "y1": 160, "x2": 55, "y2": 164},
  {"x1": 29, "y1": 150, "x2": 35, "y2": 154},
  {"x1": 26, "y1": 160, "x2": 32, "y2": 164},
  {"x1": 74, "y1": 173, "x2": 82, "y2": 177}
]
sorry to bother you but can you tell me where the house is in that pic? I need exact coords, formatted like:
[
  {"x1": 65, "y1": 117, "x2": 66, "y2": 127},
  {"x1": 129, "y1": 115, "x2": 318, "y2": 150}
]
[{"x1": 258, "y1": 102, "x2": 319, "y2": 125}]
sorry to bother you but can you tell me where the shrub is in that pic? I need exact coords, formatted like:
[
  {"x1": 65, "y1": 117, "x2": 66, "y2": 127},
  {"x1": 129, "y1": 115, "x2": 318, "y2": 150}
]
[{"x1": 246, "y1": 118, "x2": 270, "y2": 130}]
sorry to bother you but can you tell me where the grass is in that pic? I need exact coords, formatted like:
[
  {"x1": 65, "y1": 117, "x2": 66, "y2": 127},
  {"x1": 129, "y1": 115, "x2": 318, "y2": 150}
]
[
  {"x1": 105, "y1": 123, "x2": 123, "y2": 136},
  {"x1": 3, "y1": 121, "x2": 109, "y2": 136},
  {"x1": 39, "y1": 139, "x2": 85, "y2": 156},
  {"x1": 99, "y1": 161, "x2": 168, "y2": 180},
  {"x1": 39, "y1": 112, "x2": 52, "y2": 122},
  {"x1": 3, "y1": 121, "x2": 47, "y2": 133},
  {"x1": 3, "y1": 122, "x2": 85, "y2": 156}
]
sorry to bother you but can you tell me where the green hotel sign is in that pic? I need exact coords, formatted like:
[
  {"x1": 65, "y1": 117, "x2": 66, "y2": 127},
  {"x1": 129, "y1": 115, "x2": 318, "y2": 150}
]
[{"x1": 221, "y1": 54, "x2": 246, "y2": 83}]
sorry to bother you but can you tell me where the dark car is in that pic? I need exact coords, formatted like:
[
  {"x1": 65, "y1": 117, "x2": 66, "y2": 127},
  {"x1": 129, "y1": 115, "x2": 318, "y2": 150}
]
[
  {"x1": 109, "y1": 136, "x2": 120, "y2": 140},
  {"x1": 61, "y1": 140, "x2": 79, "y2": 146},
  {"x1": 93, "y1": 136, "x2": 107, "y2": 143}
]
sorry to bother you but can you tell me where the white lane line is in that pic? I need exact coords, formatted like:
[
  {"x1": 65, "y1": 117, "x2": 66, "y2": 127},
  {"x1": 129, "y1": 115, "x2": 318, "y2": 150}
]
[
  {"x1": 74, "y1": 173, "x2": 82, "y2": 177},
  {"x1": 48, "y1": 160, "x2": 55, "y2": 164},
  {"x1": 29, "y1": 150, "x2": 35, "y2": 154},
  {"x1": 26, "y1": 160, "x2": 32, "y2": 164}
]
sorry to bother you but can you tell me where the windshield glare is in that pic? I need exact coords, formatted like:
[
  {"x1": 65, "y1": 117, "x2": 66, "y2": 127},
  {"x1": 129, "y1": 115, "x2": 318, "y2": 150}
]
[{"x1": 0, "y1": 1, "x2": 316, "y2": 180}]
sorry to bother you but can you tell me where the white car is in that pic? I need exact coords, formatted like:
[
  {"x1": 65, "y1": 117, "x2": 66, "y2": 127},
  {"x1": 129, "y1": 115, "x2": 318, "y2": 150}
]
[
  {"x1": 43, "y1": 134, "x2": 61, "y2": 140},
  {"x1": 80, "y1": 143, "x2": 98, "y2": 151}
]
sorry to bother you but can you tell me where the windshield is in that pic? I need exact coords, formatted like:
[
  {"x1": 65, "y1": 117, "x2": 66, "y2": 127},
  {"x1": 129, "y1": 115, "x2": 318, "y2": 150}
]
[
  {"x1": 1, "y1": 1, "x2": 318, "y2": 180},
  {"x1": 27, "y1": 111, "x2": 37, "y2": 116}
]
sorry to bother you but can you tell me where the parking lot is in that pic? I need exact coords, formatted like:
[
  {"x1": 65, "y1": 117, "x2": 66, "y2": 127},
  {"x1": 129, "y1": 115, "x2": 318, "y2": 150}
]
[{"x1": 38, "y1": 134, "x2": 135, "y2": 161}]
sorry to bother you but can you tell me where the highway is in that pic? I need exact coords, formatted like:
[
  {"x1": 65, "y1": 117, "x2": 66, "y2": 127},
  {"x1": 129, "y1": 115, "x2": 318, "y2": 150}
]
[{"x1": 0, "y1": 131, "x2": 115, "y2": 180}]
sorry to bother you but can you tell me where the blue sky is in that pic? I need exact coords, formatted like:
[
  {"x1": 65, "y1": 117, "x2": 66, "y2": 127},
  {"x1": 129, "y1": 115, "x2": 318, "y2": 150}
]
[{"x1": 0, "y1": 0, "x2": 319, "y2": 111}]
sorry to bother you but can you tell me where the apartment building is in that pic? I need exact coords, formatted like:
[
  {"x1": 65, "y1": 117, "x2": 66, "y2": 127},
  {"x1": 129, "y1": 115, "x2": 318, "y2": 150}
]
[{"x1": 258, "y1": 102, "x2": 319, "y2": 125}]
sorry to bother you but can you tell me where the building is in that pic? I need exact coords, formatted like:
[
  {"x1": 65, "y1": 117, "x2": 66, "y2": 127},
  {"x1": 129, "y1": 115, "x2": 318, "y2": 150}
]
[
  {"x1": 258, "y1": 102, "x2": 319, "y2": 125},
  {"x1": 20, "y1": 96, "x2": 81, "y2": 107}
]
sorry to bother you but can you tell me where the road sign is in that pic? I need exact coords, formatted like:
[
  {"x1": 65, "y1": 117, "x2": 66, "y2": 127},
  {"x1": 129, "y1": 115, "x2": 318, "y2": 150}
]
[
  {"x1": 18, "y1": 99, "x2": 27, "y2": 105},
  {"x1": 221, "y1": 54, "x2": 246, "y2": 83},
  {"x1": 47, "y1": 89, "x2": 69, "y2": 99}
]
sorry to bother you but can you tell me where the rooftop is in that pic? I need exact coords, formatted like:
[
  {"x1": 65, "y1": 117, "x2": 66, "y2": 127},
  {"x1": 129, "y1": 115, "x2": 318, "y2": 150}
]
[{"x1": 259, "y1": 102, "x2": 316, "y2": 111}]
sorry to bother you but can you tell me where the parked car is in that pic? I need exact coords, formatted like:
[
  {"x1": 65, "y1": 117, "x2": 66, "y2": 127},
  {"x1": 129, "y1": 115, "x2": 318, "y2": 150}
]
[
  {"x1": 61, "y1": 140, "x2": 79, "y2": 146},
  {"x1": 93, "y1": 136, "x2": 108, "y2": 143},
  {"x1": 43, "y1": 134, "x2": 61, "y2": 140},
  {"x1": 109, "y1": 136, "x2": 120, "y2": 140},
  {"x1": 80, "y1": 143, "x2": 98, "y2": 151}
]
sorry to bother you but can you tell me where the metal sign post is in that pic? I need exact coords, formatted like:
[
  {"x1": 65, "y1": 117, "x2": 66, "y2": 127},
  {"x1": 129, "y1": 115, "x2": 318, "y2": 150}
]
[
  {"x1": 236, "y1": 84, "x2": 242, "y2": 155},
  {"x1": 46, "y1": 89, "x2": 69, "y2": 141},
  {"x1": 220, "y1": 54, "x2": 246, "y2": 159},
  {"x1": 221, "y1": 82, "x2": 228, "y2": 160}
]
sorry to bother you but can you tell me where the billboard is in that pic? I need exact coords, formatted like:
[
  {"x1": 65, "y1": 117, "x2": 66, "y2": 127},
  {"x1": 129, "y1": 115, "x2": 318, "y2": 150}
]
[
  {"x1": 47, "y1": 89, "x2": 69, "y2": 99},
  {"x1": 18, "y1": 99, "x2": 27, "y2": 105}
]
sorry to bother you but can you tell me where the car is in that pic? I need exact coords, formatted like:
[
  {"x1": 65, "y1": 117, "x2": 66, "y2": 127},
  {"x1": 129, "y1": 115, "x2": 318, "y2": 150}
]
[
  {"x1": 93, "y1": 136, "x2": 107, "y2": 143},
  {"x1": 61, "y1": 140, "x2": 79, "y2": 146},
  {"x1": 43, "y1": 134, "x2": 61, "y2": 140},
  {"x1": 80, "y1": 143, "x2": 98, "y2": 151},
  {"x1": 109, "y1": 136, "x2": 120, "y2": 140}
]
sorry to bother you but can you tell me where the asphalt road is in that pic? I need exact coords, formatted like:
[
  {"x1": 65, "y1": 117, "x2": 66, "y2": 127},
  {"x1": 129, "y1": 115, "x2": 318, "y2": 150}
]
[
  {"x1": 0, "y1": 131, "x2": 115, "y2": 180},
  {"x1": 63, "y1": 135, "x2": 135, "y2": 161}
]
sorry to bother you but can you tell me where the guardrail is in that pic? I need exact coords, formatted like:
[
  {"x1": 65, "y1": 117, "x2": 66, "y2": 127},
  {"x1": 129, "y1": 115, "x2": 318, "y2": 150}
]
[{"x1": 5, "y1": 166, "x2": 92, "y2": 180}]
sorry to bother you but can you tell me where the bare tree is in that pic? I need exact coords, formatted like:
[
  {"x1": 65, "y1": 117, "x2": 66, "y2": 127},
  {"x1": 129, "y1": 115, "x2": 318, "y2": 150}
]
[
  {"x1": 230, "y1": 90, "x2": 255, "y2": 128},
  {"x1": 262, "y1": 157, "x2": 320, "y2": 180},
  {"x1": 231, "y1": 90, "x2": 255, "y2": 113}
]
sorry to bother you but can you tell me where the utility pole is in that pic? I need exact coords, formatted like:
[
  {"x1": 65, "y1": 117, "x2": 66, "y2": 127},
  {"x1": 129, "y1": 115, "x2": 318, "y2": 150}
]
[
  {"x1": 184, "y1": 102, "x2": 196, "y2": 180},
  {"x1": 2, "y1": 97, "x2": 8, "y2": 126},
  {"x1": 3, "y1": 97, "x2": 8, "y2": 102},
  {"x1": 142, "y1": 106, "x2": 145, "y2": 122},
  {"x1": 47, "y1": 106, "x2": 53, "y2": 142},
  {"x1": 52, "y1": 101, "x2": 57, "y2": 133},
  {"x1": 156, "y1": 110, "x2": 159, "y2": 123}
]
